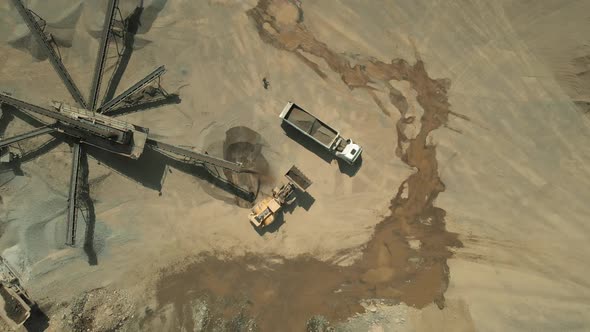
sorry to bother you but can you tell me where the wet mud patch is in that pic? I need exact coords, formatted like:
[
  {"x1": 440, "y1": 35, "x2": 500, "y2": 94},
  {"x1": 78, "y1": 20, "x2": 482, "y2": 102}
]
[{"x1": 153, "y1": 0, "x2": 463, "y2": 331}]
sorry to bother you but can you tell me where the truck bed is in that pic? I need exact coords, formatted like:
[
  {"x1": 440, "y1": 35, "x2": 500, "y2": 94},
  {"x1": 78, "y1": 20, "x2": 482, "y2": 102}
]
[{"x1": 284, "y1": 105, "x2": 338, "y2": 146}]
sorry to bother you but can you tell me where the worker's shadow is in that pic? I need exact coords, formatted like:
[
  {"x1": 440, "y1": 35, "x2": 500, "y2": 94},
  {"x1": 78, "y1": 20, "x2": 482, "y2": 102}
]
[
  {"x1": 280, "y1": 122, "x2": 362, "y2": 177},
  {"x1": 253, "y1": 188, "x2": 315, "y2": 235}
]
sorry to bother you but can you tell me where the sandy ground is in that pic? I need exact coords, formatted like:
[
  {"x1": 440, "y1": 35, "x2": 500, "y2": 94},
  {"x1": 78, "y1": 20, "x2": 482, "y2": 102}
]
[{"x1": 0, "y1": 0, "x2": 589, "y2": 331}]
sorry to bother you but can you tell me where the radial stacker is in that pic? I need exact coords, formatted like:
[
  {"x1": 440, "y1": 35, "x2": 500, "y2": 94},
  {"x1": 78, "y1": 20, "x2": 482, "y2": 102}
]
[{"x1": 0, "y1": 0, "x2": 253, "y2": 249}]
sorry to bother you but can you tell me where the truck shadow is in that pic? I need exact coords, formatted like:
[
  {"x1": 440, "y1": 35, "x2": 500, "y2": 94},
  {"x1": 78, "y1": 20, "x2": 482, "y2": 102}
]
[
  {"x1": 337, "y1": 154, "x2": 362, "y2": 177},
  {"x1": 280, "y1": 122, "x2": 362, "y2": 177}
]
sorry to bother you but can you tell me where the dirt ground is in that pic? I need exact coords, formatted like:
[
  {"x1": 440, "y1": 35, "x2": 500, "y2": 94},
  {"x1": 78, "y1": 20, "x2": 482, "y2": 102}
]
[{"x1": 1, "y1": 0, "x2": 590, "y2": 331}]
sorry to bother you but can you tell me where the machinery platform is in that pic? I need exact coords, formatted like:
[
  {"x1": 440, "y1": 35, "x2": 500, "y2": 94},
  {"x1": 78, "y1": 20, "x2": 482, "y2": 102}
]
[{"x1": 52, "y1": 101, "x2": 148, "y2": 159}]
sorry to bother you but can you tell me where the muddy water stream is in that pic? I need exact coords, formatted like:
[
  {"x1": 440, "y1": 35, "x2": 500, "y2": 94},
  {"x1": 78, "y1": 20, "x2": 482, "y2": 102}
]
[{"x1": 154, "y1": 1, "x2": 462, "y2": 330}]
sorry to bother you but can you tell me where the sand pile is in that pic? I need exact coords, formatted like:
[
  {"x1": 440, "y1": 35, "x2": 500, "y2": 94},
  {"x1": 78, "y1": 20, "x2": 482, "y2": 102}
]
[
  {"x1": 1, "y1": 0, "x2": 590, "y2": 331},
  {"x1": 223, "y1": 126, "x2": 269, "y2": 206}
]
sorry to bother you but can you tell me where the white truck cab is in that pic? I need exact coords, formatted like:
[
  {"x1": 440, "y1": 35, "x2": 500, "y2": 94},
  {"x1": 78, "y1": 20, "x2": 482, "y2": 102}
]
[{"x1": 335, "y1": 138, "x2": 362, "y2": 164}]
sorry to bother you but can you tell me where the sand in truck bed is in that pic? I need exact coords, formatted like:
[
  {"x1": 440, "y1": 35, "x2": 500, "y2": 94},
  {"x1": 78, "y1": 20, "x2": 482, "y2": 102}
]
[{"x1": 286, "y1": 106, "x2": 337, "y2": 146}]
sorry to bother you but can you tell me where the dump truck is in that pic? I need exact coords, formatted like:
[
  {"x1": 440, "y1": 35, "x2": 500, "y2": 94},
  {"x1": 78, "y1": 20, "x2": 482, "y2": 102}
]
[
  {"x1": 280, "y1": 102, "x2": 362, "y2": 164},
  {"x1": 0, "y1": 256, "x2": 33, "y2": 330},
  {"x1": 249, "y1": 166, "x2": 312, "y2": 228}
]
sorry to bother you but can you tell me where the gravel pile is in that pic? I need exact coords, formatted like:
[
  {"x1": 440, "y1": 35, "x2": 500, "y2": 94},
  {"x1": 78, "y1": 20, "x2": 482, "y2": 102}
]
[{"x1": 52, "y1": 287, "x2": 135, "y2": 332}]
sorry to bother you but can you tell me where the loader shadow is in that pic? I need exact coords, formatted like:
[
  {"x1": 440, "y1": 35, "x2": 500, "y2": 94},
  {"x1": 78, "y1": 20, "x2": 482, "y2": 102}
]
[
  {"x1": 253, "y1": 188, "x2": 315, "y2": 235},
  {"x1": 280, "y1": 122, "x2": 362, "y2": 177},
  {"x1": 254, "y1": 213, "x2": 285, "y2": 235},
  {"x1": 294, "y1": 189, "x2": 315, "y2": 211}
]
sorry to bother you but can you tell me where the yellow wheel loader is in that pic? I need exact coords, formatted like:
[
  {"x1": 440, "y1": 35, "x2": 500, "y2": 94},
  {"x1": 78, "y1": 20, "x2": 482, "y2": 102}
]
[{"x1": 249, "y1": 166, "x2": 312, "y2": 228}]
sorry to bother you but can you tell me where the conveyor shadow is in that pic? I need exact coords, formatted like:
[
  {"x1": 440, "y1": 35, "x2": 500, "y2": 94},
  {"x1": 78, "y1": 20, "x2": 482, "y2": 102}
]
[
  {"x1": 0, "y1": 104, "x2": 57, "y2": 135},
  {"x1": 86, "y1": 144, "x2": 254, "y2": 202},
  {"x1": 78, "y1": 147, "x2": 98, "y2": 266},
  {"x1": 0, "y1": 104, "x2": 62, "y2": 144},
  {"x1": 86, "y1": 144, "x2": 166, "y2": 191},
  {"x1": 157, "y1": 150, "x2": 256, "y2": 202},
  {"x1": 0, "y1": 104, "x2": 63, "y2": 174},
  {"x1": 101, "y1": 5, "x2": 144, "y2": 106},
  {"x1": 0, "y1": 107, "x2": 14, "y2": 136},
  {"x1": 108, "y1": 93, "x2": 181, "y2": 118},
  {"x1": 18, "y1": 139, "x2": 62, "y2": 164}
]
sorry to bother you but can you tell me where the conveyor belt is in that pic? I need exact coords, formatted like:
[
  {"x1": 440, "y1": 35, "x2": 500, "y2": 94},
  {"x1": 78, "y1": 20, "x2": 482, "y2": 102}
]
[
  {"x1": 0, "y1": 93, "x2": 124, "y2": 142},
  {"x1": 66, "y1": 142, "x2": 81, "y2": 246},
  {"x1": 0, "y1": 126, "x2": 55, "y2": 148},
  {"x1": 146, "y1": 138, "x2": 247, "y2": 173},
  {"x1": 100, "y1": 66, "x2": 166, "y2": 113},
  {"x1": 11, "y1": 0, "x2": 88, "y2": 109},
  {"x1": 89, "y1": 0, "x2": 119, "y2": 111}
]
